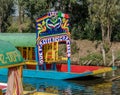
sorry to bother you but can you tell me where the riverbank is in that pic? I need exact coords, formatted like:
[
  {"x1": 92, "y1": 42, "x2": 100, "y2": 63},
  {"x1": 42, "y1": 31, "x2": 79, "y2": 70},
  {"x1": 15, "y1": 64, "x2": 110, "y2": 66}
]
[{"x1": 69, "y1": 40, "x2": 120, "y2": 67}]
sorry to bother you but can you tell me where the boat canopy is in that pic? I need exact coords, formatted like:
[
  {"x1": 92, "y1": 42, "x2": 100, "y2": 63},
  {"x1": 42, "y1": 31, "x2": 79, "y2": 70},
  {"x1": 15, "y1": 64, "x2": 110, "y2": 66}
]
[
  {"x1": 0, "y1": 33, "x2": 36, "y2": 47},
  {"x1": 0, "y1": 40, "x2": 25, "y2": 68}
]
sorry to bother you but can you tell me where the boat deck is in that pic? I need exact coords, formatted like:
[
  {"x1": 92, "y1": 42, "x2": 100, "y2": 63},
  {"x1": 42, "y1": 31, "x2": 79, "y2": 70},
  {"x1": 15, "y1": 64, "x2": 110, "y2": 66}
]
[{"x1": 25, "y1": 62, "x2": 115, "y2": 75}]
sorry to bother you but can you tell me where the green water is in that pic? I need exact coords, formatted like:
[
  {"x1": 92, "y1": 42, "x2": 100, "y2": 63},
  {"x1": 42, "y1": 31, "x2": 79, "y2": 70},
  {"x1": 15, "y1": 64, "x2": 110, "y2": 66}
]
[
  {"x1": 22, "y1": 76, "x2": 120, "y2": 95},
  {"x1": 23, "y1": 68, "x2": 120, "y2": 95}
]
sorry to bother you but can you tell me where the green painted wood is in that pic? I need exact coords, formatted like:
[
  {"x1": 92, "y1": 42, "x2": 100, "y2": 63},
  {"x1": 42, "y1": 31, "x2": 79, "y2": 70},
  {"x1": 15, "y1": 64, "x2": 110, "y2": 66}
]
[
  {"x1": 0, "y1": 40, "x2": 24, "y2": 68},
  {"x1": 0, "y1": 33, "x2": 36, "y2": 47}
]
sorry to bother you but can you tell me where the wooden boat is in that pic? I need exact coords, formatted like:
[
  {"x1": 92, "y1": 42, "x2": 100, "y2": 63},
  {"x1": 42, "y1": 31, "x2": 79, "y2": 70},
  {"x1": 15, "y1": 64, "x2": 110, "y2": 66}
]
[
  {"x1": 0, "y1": 63, "x2": 115, "y2": 79},
  {"x1": 0, "y1": 11, "x2": 116, "y2": 80}
]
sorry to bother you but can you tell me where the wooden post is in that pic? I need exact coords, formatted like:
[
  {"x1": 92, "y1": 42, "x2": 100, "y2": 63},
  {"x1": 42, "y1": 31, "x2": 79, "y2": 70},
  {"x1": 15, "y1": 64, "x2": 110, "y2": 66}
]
[
  {"x1": 29, "y1": 47, "x2": 33, "y2": 60},
  {"x1": 112, "y1": 49, "x2": 115, "y2": 77},
  {"x1": 101, "y1": 44, "x2": 106, "y2": 77},
  {"x1": 20, "y1": 66, "x2": 23, "y2": 78},
  {"x1": 26, "y1": 47, "x2": 29, "y2": 60},
  {"x1": 21, "y1": 47, "x2": 23, "y2": 58},
  {"x1": 102, "y1": 46, "x2": 106, "y2": 66}
]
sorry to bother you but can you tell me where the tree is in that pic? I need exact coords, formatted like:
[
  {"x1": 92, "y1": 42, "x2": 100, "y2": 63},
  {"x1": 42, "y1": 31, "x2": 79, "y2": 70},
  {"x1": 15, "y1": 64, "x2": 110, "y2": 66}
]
[
  {"x1": 87, "y1": 0, "x2": 120, "y2": 46},
  {"x1": 111, "y1": 15, "x2": 120, "y2": 41},
  {"x1": 17, "y1": 0, "x2": 24, "y2": 32},
  {"x1": 23, "y1": 0, "x2": 48, "y2": 32},
  {"x1": 0, "y1": 0, "x2": 14, "y2": 32}
]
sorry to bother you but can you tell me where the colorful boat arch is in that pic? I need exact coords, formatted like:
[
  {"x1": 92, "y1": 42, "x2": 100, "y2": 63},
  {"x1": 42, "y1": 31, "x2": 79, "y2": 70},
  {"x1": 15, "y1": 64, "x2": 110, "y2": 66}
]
[{"x1": 36, "y1": 11, "x2": 71, "y2": 71}]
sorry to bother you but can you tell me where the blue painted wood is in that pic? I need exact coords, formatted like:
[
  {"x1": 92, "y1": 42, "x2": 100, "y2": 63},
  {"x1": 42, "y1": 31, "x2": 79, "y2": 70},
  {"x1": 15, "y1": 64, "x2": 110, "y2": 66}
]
[
  {"x1": 39, "y1": 63, "x2": 47, "y2": 70},
  {"x1": 23, "y1": 70, "x2": 92, "y2": 79},
  {"x1": 35, "y1": 47, "x2": 39, "y2": 70},
  {"x1": 0, "y1": 66, "x2": 117, "y2": 79},
  {"x1": 0, "y1": 68, "x2": 8, "y2": 76},
  {"x1": 0, "y1": 75, "x2": 86, "y2": 91},
  {"x1": 43, "y1": 63, "x2": 46, "y2": 70},
  {"x1": 0, "y1": 68, "x2": 92, "y2": 79},
  {"x1": 51, "y1": 63, "x2": 57, "y2": 71},
  {"x1": 67, "y1": 57, "x2": 71, "y2": 72}
]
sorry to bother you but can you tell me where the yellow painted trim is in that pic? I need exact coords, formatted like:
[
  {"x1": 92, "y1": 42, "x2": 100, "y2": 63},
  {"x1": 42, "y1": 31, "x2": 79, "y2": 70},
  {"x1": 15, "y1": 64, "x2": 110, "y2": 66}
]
[
  {"x1": 92, "y1": 67, "x2": 112, "y2": 75},
  {"x1": 0, "y1": 62, "x2": 25, "y2": 69},
  {"x1": 24, "y1": 91, "x2": 58, "y2": 95},
  {"x1": 25, "y1": 60, "x2": 37, "y2": 65},
  {"x1": 21, "y1": 47, "x2": 23, "y2": 57},
  {"x1": 26, "y1": 47, "x2": 29, "y2": 60},
  {"x1": 39, "y1": 33, "x2": 67, "y2": 39},
  {"x1": 29, "y1": 47, "x2": 33, "y2": 60}
]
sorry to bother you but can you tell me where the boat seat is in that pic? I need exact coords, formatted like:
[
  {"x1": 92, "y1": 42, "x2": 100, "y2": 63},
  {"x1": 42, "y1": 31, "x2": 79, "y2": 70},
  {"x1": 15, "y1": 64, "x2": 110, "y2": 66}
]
[
  {"x1": 25, "y1": 60, "x2": 37, "y2": 65},
  {"x1": 58, "y1": 56, "x2": 67, "y2": 61}
]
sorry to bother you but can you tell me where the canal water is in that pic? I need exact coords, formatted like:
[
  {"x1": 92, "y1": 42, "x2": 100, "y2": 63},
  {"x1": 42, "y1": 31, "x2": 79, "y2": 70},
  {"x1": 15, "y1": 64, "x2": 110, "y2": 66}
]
[{"x1": 0, "y1": 69, "x2": 120, "y2": 95}]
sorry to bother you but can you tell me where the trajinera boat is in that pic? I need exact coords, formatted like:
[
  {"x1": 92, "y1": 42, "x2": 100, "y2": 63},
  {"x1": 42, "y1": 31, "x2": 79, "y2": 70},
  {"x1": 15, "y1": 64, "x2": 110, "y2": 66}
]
[{"x1": 0, "y1": 11, "x2": 116, "y2": 79}]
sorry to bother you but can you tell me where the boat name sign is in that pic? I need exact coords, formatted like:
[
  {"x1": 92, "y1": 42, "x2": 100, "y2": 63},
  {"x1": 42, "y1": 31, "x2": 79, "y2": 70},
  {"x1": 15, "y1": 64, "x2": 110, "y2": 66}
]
[{"x1": 0, "y1": 50, "x2": 21, "y2": 64}]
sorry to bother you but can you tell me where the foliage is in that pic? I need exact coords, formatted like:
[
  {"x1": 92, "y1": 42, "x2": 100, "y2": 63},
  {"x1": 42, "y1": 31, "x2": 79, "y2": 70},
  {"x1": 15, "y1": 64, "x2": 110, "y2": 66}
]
[
  {"x1": 116, "y1": 50, "x2": 120, "y2": 60},
  {"x1": 6, "y1": 17, "x2": 31, "y2": 33},
  {"x1": 87, "y1": 0, "x2": 120, "y2": 44},
  {"x1": 71, "y1": 41, "x2": 78, "y2": 54},
  {"x1": 79, "y1": 53, "x2": 103, "y2": 65},
  {"x1": 0, "y1": 0, "x2": 14, "y2": 32},
  {"x1": 70, "y1": 0, "x2": 89, "y2": 39},
  {"x1": 0, "y1": 0, "x2": 120, "y2": 43},
  {"x1": 111, "y1": 16, "x2": 120, "y2": 41},
  {"x1": 58, "y1": 44, "x2": 66, "y2": 56},
  {"x1": 103, "y1": 43, "x2": 110, "y2": 53},
  {"x1": 71, "y1": 25, "x2": 81, "y2": 40}
]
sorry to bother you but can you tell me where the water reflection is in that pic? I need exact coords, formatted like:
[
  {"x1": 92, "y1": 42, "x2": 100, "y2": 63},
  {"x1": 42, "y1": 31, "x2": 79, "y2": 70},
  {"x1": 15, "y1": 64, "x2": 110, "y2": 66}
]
[
  {"x1": 23, "y1": 77, "x2": 113, "y2": 95},
  {"x1": 23, "y1": 77, "x2": 86, "y2": 95},
  {"x1": 0, "y1": 75, "x2": 120, "y2": 95}
]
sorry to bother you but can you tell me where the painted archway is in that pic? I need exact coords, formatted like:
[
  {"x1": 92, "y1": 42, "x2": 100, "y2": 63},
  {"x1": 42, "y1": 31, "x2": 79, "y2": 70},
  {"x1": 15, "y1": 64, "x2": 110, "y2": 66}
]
[{"x1": 36, "y1": 11, "x2": 71, "y2": 65}]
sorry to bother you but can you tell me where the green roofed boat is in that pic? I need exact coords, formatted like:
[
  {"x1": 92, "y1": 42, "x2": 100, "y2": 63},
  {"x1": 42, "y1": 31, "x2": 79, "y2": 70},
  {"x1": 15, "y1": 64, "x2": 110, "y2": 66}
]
[
  {"x1": 0, "y1": 40, "x2": 25, "y2": 95},
  {"x1": 0, "y1": 40, "x2": 24, "y2": 68}
]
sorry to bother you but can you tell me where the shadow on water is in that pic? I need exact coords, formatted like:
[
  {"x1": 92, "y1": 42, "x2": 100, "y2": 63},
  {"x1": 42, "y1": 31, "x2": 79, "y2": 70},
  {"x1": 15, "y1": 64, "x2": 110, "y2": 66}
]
[
  {"x1": 1, "y1": 75, "x2": 120, "y2": 95},
  {"x1": 67, "y1": 75, "x2": 106, "y2": 86}
]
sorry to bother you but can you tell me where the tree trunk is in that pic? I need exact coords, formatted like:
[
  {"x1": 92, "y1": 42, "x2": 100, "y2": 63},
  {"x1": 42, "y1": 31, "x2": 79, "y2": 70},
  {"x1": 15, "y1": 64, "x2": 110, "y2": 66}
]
[
  {"x1": 106, "y1": 19, "x2": 111, "y2": 45},
  {"x1": 101, "y1": 22, "x2": 111, "y2": 53},
  {"x1": 0, "y1": 16, "x2": 1, "y2": 33},
  {"x1": 18, "y1": 5, "x2": 22, "y2": 33},
  {"x1": 101, "y1": 24, "x2": 105, "y2": 43},
  {"x1": 101, "y1": 21, "x2": 112, "y2": 48}
]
